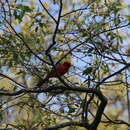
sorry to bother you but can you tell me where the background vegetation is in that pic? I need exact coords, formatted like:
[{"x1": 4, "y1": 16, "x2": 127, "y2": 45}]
[{"x1": 0, "y1": 0, "x2": 130, "y2": 129}]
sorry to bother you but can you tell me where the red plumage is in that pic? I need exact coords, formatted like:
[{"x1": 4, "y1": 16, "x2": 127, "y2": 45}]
[{"x1": 37, "y1": 61, "x2": 71, "y2": 87}]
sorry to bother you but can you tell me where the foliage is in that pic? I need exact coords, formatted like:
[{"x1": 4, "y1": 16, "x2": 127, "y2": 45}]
[{"x1": 0, "y1": 0, "x2": 130, "y2": 129}]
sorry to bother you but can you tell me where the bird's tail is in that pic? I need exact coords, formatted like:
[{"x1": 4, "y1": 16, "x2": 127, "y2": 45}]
[{"x1": 37, "y1": 76, "x2": 49, "y2": 87}]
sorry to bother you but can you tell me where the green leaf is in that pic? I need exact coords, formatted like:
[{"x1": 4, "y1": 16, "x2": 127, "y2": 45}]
[
  {"x1": 14, "y1": 4, "x2": 32, "y2": 23},
  {"x1": 68, "y1": 107, "x2": 75, "y2": 113},
  {"x1": 102, "y1": 64, "x2": 109, "y2": 74},
  {"x1": 125, "y1": 15, "x2": 130, "y2": 21},
  {"x1": 14, "y1": 10, "x2": 24, "y2": 23},
  {"x1": 87, "y1": 48, "x2": 93, "y2": 53},
  {"x1": 83, "y1": 67, "x2": 93, "y2": 75},
  {"x1": 114, "y1": 17, "x2": 121, "y2": 25},
  {"x1": 108, "y1": 32, "x2": 117, "y2": 40},
  {"x1": 17, "y1": 4, "x2": 32, "y2": 12},
  {"x1": 39, "y1": 23, "x2": 44, "y2": 28}
]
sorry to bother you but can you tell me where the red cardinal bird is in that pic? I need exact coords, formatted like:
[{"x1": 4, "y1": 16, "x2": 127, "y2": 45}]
[{"x1": 37, "y1": 61, "x2": 71, "y2": 87}]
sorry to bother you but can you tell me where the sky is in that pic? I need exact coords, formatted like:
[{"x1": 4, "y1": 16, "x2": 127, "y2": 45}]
[{"x1": 1, "y1": 0, "x2": 130, "y2": 123}]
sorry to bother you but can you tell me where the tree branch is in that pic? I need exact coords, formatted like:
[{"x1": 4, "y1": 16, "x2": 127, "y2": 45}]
[
  {"x1": 46, "y1": 0, "x2": 63, "y2": 54},
  {"x1": 42, "y1": 121, "x2": 88, "y2": 130},
  {"x1": 39, "y1": 0, "x2": 57, "y2": 24},
  {"x1": 5, "y1": 20, "x2": 50, "y2": 65},
  {"x1": 0, "y1": 85, "x2": 107, "y2": 130},
  {"x1": 96, "y1": 63, "x2": 130, "y2": 88},
  {"x1": 61, "y1": 0, "x2": 96, "y2": 17},
  {"x1": 0, "y1": 72, "x2": 25, "y2": 88}
]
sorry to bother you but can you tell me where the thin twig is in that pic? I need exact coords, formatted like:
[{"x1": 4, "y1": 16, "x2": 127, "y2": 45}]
[
  {"x1": 96, "y1": 63, "x2": 130, "y2": 88},
  {"x1": 39, "y1": 0, "x2": 57, "y2": 24},
  {"x1": 61, "y1": 0, "x2": 96, "y2": 17},
  {"x1": 0, "y1": 72, "x2": 25, "y2": 88},
  {"x1": 46, "y1": 0, "x2": 63, "y2": 54},
  {"x1": 5, "y1": 20, "x2": 50, "y2": 65}
]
